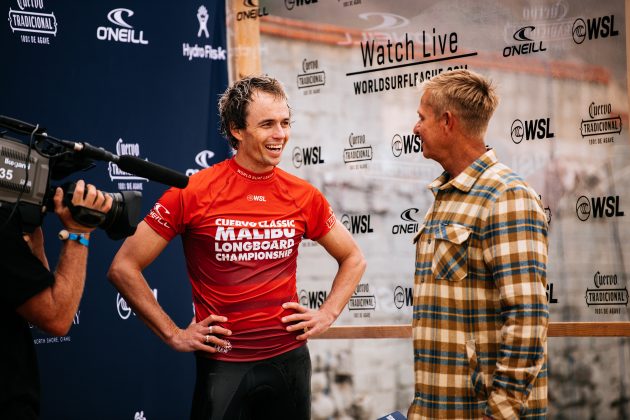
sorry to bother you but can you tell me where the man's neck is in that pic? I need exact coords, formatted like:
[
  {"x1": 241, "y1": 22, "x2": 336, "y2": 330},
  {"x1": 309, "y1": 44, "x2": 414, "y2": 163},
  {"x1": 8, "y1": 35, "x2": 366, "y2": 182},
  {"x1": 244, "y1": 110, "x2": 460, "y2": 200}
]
[{"x1": 442, "y1": 140, "x2": 487, "y2": 178}]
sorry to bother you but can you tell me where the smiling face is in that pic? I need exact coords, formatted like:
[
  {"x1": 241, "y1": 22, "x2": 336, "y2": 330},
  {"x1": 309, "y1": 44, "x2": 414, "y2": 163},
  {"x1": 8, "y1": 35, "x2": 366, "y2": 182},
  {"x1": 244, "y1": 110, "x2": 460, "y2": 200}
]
[{"x1": 231, "y1": 91, "x2": 291, "y2": 173}]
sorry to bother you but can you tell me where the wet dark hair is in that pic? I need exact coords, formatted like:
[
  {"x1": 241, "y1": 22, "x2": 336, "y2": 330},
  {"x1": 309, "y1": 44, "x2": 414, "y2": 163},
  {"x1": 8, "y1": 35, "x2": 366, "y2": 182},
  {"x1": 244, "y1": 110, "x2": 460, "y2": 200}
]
[{"x1": 218, "y1": 75, "x2": 289, "y2": 150}]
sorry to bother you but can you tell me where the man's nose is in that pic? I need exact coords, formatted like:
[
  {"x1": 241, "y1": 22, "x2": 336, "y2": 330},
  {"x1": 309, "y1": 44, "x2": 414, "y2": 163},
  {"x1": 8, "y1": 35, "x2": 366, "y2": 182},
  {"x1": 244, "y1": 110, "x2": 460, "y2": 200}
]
[{"x1": 272, "y1": 123, "x2": 287, "y2": 138}]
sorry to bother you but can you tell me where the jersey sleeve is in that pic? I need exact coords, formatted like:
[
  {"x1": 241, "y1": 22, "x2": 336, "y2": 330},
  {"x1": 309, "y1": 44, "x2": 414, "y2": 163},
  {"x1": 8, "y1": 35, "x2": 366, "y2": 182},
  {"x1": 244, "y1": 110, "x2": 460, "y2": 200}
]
[
  {"x1": 143, "y1": 187, "x2": 187, "y2": 241},
  {"x1": 303, "y1": 187, "x2": 336, "y2": 241}
]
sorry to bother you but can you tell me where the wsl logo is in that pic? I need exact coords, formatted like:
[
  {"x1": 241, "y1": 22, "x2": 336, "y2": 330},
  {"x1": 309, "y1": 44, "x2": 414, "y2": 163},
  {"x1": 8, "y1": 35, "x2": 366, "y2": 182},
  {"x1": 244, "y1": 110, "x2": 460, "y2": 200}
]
[
  {"x1": 299, "y1": 289, "x2": 328, "y2": 309},
  {"x1": 510, "y1": 118, "x2": 554, "y2": 144},
  {"x1": 292, "y1": 146, "x2": 324, "y2": 168},
  {"x1": 97, "y1": 8, "x2": 149, "y2": 45},
  {"x1": 503, "y1": 26, "x2": 546, "y2": 57},
  {"x1": 391, "y1": 134, "x2": 420, "y2": 157},
  {"x1": 341, "y1": 213, "x2": 374, "y2": 235},
  {"x1": 392, "y1": 208, "x2": 420, "y2": 235},
  {"x1": 576, "y1": 195, "x2": 624, "y2": 221},
  {"x1": 285, "y1": 0, "x2": 317, "y2": 11},
  {"x1": 393, "y1": 286, "x2": 412, "y2": 309},
  {"x1": 117, "y1": 289, "x2": 158, "y2": 320},
  {"x1": 237, "y1": 0, "x2": 269, "y2": 21},
  {"x1": 572, "y1": 15, "x2": 619, "y2": 44}
]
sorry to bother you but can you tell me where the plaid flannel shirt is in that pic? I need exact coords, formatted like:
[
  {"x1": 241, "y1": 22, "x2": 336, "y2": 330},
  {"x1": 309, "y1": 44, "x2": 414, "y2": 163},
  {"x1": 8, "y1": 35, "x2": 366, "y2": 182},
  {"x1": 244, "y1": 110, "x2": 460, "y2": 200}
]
[{"x1": 409, "y1": 149, "x2": 549, "y2": 420}]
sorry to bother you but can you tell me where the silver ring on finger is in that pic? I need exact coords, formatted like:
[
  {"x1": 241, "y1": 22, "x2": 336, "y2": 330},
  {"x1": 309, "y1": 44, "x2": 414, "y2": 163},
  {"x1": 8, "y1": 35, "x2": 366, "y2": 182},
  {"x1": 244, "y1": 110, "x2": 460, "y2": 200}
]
[
  {"x1": 205, "y1": 334, "x2": 210, "y2": 344},
  {"x1": 208, "y1": 325, "x2": 213, "y2": 334}
]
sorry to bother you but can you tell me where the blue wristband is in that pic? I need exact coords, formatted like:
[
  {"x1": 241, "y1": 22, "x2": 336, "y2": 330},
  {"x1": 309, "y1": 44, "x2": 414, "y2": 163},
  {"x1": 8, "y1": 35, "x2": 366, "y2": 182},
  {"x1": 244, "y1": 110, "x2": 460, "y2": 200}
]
[{"x1": 58, "y1": 229, "x2": 90, "y2": 247}]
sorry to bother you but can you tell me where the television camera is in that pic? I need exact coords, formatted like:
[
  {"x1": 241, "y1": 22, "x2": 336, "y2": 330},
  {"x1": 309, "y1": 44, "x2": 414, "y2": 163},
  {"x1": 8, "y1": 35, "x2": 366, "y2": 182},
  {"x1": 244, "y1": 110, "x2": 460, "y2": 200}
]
[{"x1": 0, "y1": 115, "x2": 188, "y2": 239}]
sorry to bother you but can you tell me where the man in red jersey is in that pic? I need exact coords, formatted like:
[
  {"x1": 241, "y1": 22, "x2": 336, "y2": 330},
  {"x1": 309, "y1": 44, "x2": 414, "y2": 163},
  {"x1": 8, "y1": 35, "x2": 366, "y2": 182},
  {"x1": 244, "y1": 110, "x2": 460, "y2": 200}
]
[{"x1": 108, "y1": 75, "x2": 366, "y2": 420}]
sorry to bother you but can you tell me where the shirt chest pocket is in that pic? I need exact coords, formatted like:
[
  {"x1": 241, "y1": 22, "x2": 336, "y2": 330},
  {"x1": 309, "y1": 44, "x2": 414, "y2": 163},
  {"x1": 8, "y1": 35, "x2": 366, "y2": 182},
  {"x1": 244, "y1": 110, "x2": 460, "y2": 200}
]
[{"x1": 431, "y1": 223, "x2": 471, "y2": 282}]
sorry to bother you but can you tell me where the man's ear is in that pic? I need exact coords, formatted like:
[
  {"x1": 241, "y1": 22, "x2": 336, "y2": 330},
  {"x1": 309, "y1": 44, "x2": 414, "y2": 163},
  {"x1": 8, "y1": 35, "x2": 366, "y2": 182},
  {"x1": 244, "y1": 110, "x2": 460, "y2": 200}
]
[
  {"x1": 230, "y1": 124, "x2": 243, "y2": 141},
  {"x1": 442, "y1": 111, "x2": 455, "y2": 132}
]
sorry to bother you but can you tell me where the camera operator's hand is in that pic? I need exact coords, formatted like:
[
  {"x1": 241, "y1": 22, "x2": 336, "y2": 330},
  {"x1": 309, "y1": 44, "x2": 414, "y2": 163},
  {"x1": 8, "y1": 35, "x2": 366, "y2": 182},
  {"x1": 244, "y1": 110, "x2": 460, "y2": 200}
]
[{"x1": 54, "y1": 180, "x2": 113, "y2": 232}]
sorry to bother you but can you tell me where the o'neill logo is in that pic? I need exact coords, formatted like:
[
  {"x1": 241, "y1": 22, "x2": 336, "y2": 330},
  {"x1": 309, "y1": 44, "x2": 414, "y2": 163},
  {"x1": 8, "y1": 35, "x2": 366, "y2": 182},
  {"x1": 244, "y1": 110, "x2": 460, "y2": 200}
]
[
  {"x1": 237, "y1": 0, "x2": 269, "y2": 21},
  {"x1": 394, "y1": 286, "x2": 413, "y2": 309},
  {"x1": 392, "y1": 208, "x2": 420, "y2": 235},
  {"x1": 187, "y1": 149, "x2": 215, "y2": 176},
  {"x1": 503, "y1": 26, "x2": 546, "y2": 57},
  {"x1": 572, "y1": 15, "x2": 619, "y2": 44},
  {"x1": 391, "y1": 133, "x2": 421, "y2": 157},
  {"x1": 148, "y1": 203, "x2": 172, "y2": 229},
  {"x1": 96, "y1": 8, "x2": 148, "y2": 45},
  {"x1": 183, "y1": 5, "x2": 226, "y2": 61},
  {"x1": 510, "y1": 118, "x2": 554, "y2": 144},
  {"x1": 8, "y1": 0, "x2": 57, "y2": 44},
  {"x1": 576, "y1": 195, "x2": 624, "y2": 221}
]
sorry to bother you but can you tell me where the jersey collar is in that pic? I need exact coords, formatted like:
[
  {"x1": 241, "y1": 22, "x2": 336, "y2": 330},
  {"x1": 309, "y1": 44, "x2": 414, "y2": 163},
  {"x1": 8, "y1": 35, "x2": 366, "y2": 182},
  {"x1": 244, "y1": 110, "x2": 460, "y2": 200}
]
[{"x1": 228, "y1": 158, "x2": 276, "y2": 181}]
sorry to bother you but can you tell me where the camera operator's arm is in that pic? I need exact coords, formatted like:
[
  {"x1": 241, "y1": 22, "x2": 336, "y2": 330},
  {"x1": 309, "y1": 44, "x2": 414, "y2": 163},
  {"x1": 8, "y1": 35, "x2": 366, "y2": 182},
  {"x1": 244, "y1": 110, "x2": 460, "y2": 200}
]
[
  {"x1": 16, "y1": 180, "x2": 112, "y2": 336},
  {"x1": 108, "y1": 221, "x2": 230, "y2": 354}
]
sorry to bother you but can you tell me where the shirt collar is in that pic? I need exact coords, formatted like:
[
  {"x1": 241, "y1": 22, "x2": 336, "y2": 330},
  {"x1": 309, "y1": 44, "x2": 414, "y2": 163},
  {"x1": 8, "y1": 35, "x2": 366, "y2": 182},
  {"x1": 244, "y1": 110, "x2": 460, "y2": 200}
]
[
  {"x1": 428, "y1": 148, "x2": 498, "y2": 195},
  {"x1": 228, "y1": 158, "x2": 276, "y2": 181}
]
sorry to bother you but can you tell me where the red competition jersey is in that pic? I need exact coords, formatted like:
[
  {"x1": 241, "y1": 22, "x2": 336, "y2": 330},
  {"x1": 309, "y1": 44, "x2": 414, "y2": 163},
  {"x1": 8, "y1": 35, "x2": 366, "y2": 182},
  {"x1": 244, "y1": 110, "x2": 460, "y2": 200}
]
[{"x1": 144, "y1": 158, "x2": 336, "y2": 361}]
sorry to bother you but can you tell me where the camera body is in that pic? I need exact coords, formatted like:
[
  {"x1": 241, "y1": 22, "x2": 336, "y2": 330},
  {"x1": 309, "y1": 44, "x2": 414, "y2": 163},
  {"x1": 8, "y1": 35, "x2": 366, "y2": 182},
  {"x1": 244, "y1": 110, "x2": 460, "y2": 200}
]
[{"x1": 0, "y1": 133, "x2": 142, "y2": 239}]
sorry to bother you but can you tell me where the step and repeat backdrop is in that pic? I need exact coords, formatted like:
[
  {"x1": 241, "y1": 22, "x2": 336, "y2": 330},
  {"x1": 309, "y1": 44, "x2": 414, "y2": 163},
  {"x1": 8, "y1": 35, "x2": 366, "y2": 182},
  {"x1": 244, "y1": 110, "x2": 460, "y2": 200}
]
[
  {"x1": 251, "y1": 0, "x2": 629, "y2": 417},
  {"x1": 254, "y1": 0, "x2": 629, "y2": 328},
  {"x1": 2, "y1": 0, "x2": 629, "y2": 418},
  {"x1": 2, "y1": 0, "x2": 229, "y2": 418}
]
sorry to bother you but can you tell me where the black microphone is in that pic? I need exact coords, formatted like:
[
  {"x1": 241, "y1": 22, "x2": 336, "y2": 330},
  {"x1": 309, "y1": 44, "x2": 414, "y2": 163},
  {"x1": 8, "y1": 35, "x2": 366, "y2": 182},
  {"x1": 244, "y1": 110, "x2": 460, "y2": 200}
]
[
  {"x1": 116, "y1": 155, "x2": 189, "y2": 189},
  {"x1": 64, "y1": 141, "x2": 119, "y2": 162}
]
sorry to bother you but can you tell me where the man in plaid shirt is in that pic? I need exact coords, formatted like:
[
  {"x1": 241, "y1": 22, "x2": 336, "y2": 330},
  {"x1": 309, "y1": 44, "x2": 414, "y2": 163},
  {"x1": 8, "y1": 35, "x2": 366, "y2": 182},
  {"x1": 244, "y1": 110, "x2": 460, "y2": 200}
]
[{"x1": 407, "y1": 69, "x2": 549, "y2": 419}]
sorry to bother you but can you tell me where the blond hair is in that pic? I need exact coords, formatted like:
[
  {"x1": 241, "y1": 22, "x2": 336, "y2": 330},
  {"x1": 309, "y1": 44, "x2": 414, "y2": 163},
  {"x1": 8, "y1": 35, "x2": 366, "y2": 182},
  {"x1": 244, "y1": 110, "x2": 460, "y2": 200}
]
[{"x1": 421, "y1": 69, "x2": 499, "y2": 138}]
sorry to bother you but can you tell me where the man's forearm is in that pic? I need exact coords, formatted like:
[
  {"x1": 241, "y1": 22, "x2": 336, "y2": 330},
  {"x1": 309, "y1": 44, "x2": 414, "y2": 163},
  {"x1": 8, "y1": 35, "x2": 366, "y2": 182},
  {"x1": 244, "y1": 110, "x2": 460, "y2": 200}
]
[
  {"x1": 108, "y1": 268, "x2": 179, "y2": 342},
  {"x1": 320, "y1": 252, "x2": 366, "y2": 319}
]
